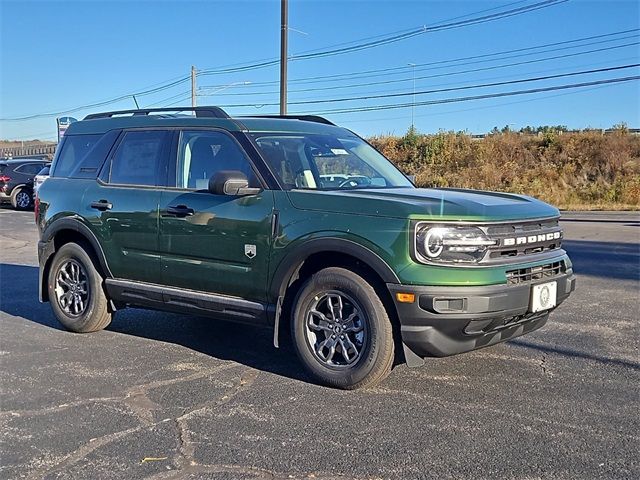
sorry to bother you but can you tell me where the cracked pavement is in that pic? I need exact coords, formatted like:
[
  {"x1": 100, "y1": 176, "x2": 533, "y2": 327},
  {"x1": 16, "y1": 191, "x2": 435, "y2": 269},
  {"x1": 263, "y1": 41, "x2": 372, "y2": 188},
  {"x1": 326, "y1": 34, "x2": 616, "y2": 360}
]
[{"x1": 0, "y1": 208, "x2": 638, "y2": 479}]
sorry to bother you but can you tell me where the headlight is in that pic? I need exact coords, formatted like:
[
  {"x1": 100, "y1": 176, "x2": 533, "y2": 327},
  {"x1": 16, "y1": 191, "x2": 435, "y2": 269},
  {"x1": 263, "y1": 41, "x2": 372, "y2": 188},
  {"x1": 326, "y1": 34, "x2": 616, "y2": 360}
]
[{"x1": 414, "y1": 224, "x2": 497, "y2": 264}]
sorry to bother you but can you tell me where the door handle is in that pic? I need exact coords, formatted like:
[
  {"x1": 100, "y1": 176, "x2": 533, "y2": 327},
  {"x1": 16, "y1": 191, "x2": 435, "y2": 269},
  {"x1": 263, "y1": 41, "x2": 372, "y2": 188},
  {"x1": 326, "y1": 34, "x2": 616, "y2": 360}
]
[
  {"x1": 90, "y1": 200, "x2": 112, "y2": 211},
  {"x1": 164, "y1": 205, "x2": 194, "y2": 217}
]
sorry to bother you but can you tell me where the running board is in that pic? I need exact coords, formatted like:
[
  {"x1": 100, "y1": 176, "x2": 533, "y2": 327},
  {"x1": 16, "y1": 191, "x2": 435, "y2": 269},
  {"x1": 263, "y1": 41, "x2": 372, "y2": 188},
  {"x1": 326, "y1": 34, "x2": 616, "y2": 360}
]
[{"x1": 105, "y1": 278, "x2": 267, "y2": 325}]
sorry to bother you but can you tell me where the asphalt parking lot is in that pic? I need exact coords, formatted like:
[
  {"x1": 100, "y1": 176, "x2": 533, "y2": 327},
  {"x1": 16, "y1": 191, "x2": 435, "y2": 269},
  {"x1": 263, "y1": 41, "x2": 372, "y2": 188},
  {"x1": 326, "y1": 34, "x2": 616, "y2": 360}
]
[{"x1": 0, "y1": 208, "x2": 638, "y2": 480}]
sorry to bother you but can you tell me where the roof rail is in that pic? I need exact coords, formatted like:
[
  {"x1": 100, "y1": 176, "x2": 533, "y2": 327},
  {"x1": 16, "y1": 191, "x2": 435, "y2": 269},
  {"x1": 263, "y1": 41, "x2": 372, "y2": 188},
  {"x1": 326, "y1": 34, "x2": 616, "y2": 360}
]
[
  {"x1": 84, "y1": 106, "x2": 230, "y2": 120},
  {"x1": 240, "y1": 115, "x2": 335, "y2": 126}
]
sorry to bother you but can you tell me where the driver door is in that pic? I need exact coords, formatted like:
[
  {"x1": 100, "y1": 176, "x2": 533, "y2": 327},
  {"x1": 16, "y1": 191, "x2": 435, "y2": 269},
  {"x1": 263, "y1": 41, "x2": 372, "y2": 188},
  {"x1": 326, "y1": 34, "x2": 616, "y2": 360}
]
[{"x1": 158, "y1": 129, "x2": 274, "y2": 304}]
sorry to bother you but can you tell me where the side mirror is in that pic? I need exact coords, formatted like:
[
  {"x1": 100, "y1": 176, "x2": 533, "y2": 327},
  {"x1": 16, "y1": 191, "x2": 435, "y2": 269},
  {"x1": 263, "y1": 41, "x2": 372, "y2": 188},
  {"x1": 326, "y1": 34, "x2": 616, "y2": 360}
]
[{"x1": 209, "y1": 170, "x2": 261, "y2": 196}]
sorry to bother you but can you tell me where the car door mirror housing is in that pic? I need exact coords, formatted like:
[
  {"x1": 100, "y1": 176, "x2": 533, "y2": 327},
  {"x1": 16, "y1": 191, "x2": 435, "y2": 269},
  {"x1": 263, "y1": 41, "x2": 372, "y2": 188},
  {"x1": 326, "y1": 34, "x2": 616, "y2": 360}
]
[{"x1": 209, "y1": 170, "x2": 261, "y2": 196}]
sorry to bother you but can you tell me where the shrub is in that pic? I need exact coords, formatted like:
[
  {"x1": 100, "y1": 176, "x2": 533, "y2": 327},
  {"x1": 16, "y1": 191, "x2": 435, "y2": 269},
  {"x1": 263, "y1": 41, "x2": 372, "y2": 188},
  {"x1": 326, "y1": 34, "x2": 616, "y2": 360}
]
[{"x1": 369, "y1": 129, "x2": 640, "y2": 210}]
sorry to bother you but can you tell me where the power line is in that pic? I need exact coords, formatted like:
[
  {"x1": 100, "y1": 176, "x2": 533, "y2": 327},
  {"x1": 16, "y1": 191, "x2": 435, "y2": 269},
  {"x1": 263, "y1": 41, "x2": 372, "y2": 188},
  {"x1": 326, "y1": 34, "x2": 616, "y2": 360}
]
[
  {"x1": 286, "y1": 55, "x2": 638, "y2": 103},
  {"x1": 199, "y1": 40, "x2": 639, "y2": 97},
  {"x1": 0, "y1": 1, "x2": 576, "y2": 122},
  {"x1": 291, "y1": 0, "x2": 569, "y2": 62},
  {"x1": 177, "y1": 1, "x2": 535, "y2": 78},
  {"x1": 281, "y1": 0, "x2": 534, "y2": 58},
  {"x1": 163, "y1": 94, "x2": 194, "y2": 108},
  {"x1": 10, "y1": 81, "x2": 628, "y2": 140},
  {"x1": 1, "y1": 76, "x2": 190, "y2": 122},
  {"x1": 0, "y1": 1, "x2": 592, "y2": 122},
  {"x1": 298, "y1": 75, "x2": 640, "y2": 115},
  {"x1": 214, "y1": 64, "x2": 640, "y2": 108},
  {"x1": 224, "y1": 28, "x2": 639, "y2": 89},
  {"x1": 145, "y1": 90, "x2": 193, "y2": 107},
  {"x1": 338, "y1": 83, "x2": 623, "y2": 124},
  {"x1": 198, "y1": 0, "x2": 567, "y2": 76}
]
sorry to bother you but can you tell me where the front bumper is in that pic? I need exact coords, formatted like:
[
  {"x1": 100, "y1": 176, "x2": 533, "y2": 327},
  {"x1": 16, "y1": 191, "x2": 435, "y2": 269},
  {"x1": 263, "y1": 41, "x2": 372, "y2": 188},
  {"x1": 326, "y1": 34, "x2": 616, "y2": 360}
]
[{"x1": 388, "y1": 270, "x2": 576, "y2": 358}]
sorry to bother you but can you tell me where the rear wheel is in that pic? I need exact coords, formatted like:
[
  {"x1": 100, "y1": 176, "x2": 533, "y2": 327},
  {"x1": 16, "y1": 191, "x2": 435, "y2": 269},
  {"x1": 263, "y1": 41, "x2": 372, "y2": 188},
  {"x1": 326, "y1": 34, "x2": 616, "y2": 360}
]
[
  {"x1": 291, "y1": 267, "x2": 395, "y2": 390},
  {"x1": 11, "y1": 187, "x2": 32, "y2": 210},
  {"x1": 48, "y1": 242, "x2": 112, "y2": 333}
]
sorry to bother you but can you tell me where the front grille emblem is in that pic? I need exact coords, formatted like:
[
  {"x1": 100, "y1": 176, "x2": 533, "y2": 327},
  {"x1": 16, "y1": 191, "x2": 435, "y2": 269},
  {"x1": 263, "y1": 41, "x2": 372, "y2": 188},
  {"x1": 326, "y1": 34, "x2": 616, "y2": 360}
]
[{"x1": 503, "y1": 231, "x2": 562, "y2": 246}]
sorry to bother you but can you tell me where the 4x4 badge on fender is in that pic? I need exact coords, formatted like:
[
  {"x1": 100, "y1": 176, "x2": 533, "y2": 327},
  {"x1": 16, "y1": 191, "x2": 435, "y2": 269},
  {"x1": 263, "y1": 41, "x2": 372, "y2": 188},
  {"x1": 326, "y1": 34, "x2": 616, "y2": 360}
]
[{"x1": 245, "y1": 244, "x2": 256, "y2": 259}]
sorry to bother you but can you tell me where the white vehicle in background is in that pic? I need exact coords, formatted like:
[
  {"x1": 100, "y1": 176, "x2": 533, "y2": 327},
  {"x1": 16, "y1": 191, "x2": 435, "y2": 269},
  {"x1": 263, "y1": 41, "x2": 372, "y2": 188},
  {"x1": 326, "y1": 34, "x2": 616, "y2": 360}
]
[{"x1": 33, "y1": 165, "x2": 50, "y2": 199}]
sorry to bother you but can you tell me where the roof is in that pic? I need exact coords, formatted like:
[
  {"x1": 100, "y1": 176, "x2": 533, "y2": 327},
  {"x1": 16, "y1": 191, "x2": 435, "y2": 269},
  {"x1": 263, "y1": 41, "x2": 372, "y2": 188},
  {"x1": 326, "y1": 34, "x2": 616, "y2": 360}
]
[
  {"x1": 0, "y1": 158, "x2": 50, "y2": 164},
  {"x1": 66, "y1": 107, "x2": 351, "y2": 137}
]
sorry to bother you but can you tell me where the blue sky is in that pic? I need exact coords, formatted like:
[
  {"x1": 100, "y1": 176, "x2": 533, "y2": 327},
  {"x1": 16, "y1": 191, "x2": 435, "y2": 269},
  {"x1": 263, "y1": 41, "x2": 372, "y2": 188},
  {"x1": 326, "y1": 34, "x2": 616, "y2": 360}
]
[{"x1": 1, "y1": 0, "x2": 639, "y2": 141}]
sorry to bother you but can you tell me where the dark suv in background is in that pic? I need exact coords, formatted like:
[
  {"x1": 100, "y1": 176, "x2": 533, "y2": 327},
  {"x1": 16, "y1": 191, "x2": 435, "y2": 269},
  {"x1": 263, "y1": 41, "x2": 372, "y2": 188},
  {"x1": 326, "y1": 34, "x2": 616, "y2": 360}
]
[{"x1": 0, "y1": 159, "x2": 50, "y2": 210}]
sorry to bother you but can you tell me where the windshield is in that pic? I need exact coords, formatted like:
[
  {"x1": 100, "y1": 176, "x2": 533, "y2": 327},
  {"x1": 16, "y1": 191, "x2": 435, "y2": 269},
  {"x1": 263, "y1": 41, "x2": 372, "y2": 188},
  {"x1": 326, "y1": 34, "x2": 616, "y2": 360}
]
[{"x1": 250, "y1": 133, "x2": 414, "y2": 190}]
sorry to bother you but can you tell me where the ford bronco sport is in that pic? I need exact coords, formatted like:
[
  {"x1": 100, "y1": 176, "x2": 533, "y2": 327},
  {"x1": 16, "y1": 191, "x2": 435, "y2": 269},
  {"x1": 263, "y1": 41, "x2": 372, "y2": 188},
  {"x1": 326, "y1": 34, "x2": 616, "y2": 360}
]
[{"x1": 36, "y1": 106, "x2": 576, "y2": 389}]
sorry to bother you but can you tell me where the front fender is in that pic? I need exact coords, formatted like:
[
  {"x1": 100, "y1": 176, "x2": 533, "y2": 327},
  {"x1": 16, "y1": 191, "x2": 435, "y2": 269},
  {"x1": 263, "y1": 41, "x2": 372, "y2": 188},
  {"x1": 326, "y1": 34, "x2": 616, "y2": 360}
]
[{"x1": 268, "y1": 233, "x2": 400, "y2": 301}]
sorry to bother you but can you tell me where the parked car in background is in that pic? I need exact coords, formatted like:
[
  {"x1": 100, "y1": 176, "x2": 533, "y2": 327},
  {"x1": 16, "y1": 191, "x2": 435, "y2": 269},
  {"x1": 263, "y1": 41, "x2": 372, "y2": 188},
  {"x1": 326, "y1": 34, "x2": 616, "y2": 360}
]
[
  {"x1": 0, "y1": 159, "x2": 50, "y2": 210},
  {"x1": 33, "y1": 165, "x2": 51, "y2": 198}
]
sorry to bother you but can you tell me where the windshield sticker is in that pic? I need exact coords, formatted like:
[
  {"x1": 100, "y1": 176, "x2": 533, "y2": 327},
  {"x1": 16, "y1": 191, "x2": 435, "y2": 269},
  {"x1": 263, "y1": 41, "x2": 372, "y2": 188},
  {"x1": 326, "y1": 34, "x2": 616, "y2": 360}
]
[{"x1": 330, "y1": 148, "x2": 349, "y2": 156}]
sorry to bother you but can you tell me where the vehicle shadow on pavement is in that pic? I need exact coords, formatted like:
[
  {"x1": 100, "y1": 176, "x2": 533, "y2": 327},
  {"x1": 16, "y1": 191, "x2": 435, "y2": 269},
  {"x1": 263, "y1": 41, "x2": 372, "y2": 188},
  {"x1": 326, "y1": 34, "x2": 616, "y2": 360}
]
[
  {"x1": 0, "y1": 263, "x2": 311, "y2": 384},
  {"x1": 511, "y1": 338, "x2": 640, "y2": 371},
  {"x1": 562, "y1": 240, "x2": 639, "y2": 281},
  {"x1": 0, "y1": 237, "x2": 637, "y2": 378}
]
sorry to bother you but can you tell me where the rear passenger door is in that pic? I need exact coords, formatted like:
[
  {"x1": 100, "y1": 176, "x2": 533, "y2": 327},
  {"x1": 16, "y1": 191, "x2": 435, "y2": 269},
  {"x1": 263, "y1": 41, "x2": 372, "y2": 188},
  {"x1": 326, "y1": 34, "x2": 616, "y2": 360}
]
[
  {"x1": 82, "y1": 129, "x2": 171, "y2": 283},
  {"x1": 158, "y1": 129, "x2": 274, "y2": 303}
]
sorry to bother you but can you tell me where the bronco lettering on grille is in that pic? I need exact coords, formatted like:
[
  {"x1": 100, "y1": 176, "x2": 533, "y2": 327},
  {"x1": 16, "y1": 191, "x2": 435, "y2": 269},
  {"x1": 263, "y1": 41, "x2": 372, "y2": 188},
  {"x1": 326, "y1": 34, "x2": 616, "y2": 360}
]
[{"x1": 502, "y1": 231, "x2": 562, "y2": 246}]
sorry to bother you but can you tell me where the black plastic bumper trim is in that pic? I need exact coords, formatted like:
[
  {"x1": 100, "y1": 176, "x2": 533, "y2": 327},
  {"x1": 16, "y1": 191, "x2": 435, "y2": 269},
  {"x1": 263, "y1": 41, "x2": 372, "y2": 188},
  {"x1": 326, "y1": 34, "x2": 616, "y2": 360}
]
[{"x1": 387, "y1": 271, "x2": 576, "y2": 358}]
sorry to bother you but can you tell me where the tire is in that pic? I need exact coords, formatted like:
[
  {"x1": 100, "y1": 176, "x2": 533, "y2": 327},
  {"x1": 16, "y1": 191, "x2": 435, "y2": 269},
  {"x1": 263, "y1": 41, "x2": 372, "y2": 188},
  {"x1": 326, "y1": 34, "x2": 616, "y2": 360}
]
[
  {"x1": 47, "y1": 242, "x2": 112, "y2": 333},
  {"x1": 291, "y1": 267, "x2": 395, "y2": 390},
  {"x1": 11, "y1": 187, "x2": 32, "y2": 210}
]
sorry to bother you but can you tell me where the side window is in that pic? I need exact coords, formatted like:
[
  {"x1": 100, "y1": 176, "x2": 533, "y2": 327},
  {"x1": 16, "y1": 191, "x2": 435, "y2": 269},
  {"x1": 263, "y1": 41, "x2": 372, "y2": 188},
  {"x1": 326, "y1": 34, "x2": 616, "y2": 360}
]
[
  {"x1": 15, "y1": 164, "x2": 38, "y2": 175},
  {"x1": 52, "y1": 135, "x2": 102, "y2": 177},
  {"x1": 176, "y1": 131, "x2": 258, "y2": 190},
  {"x1": 108, "y1": 130, "x2": 169, "y2": 186}
]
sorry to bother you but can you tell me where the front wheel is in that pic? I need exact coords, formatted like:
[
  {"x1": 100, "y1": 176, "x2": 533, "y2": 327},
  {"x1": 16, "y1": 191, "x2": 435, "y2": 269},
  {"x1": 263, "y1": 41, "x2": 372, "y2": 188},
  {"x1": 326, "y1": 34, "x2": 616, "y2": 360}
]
[
  {"x1": 47, "y1": 242, "x2": 112, "y2": 333},
  {"x1": 291, "y1": 267, "x2": 395, "y2": 390}
]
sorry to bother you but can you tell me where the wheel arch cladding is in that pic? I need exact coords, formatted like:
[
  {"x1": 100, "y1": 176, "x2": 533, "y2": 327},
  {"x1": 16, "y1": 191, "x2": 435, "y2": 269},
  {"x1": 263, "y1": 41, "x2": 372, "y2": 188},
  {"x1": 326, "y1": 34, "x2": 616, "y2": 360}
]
[
  {"x1": 269, "y1": 238, "x2": 402, "y2": 349},
  {"x1": 40, "y1": 219, "x2": 112, "y2": 302},
  {"x1": 269, "y1": 237, "x2": 400, "y2": 301}
]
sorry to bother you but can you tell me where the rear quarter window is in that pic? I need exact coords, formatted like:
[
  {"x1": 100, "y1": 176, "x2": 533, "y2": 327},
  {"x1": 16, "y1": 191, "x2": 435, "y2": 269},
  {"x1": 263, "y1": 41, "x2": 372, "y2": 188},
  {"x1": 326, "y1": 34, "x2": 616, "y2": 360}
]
[{"x1": 51, "y1": 134, "x2": 102, "y2": 178}]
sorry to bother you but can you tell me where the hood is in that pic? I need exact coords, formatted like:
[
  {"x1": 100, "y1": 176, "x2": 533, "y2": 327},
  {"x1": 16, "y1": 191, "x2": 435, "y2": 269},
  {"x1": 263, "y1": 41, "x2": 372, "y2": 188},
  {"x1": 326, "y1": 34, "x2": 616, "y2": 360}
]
[{"x1": 286, "y1": 187, "x2": 559, "y2": 222}]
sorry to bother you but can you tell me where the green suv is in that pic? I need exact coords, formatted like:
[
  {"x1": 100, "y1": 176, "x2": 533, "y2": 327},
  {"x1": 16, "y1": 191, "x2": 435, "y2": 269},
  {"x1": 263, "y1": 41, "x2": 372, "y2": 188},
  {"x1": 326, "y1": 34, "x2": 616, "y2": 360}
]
[{"x1": 36, "y1": 106, "x2": 576, "y2": 389}]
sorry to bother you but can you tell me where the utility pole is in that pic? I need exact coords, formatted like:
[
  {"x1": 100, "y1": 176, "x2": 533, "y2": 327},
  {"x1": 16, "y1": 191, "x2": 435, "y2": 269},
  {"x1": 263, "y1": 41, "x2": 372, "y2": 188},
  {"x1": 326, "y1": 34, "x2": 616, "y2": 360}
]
[
  {"x1": 279, "y1": 0, "x2": 288, "y2": 115},
  {"x1": 408, "y1": 63, "x2": 417, "y2": 129},
  {"x1": 191, "y1": 65, "x2": 197, "y2": 108}
]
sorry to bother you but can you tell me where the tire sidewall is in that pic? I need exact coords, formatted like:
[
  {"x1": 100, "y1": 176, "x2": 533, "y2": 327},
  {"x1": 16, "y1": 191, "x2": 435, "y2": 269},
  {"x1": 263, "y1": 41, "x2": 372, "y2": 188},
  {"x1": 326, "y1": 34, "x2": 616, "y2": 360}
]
[
  {"x1": 291, "y1": 269, "x2": 389, "y2": 388},
  {"x1": 48, "y1": 243, "x2": 104, "y2": 332}
]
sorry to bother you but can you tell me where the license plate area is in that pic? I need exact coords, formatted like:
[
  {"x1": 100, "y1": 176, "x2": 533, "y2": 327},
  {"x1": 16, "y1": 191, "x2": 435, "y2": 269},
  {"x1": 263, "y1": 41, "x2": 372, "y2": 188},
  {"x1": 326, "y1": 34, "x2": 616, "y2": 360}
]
[{"x1": 530, "y1": 281, "x2": 557, "y2": 313}]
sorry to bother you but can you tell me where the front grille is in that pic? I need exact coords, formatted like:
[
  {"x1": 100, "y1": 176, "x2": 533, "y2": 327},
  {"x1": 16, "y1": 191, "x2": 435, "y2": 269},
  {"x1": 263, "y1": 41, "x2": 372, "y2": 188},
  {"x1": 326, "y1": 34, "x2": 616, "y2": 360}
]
[
  {"x1": 483, "y1": 218, "x2": 563, "y2": 262},
  {"x1": 506, "y1": 261, "x2": 564, "y2": 285}
]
